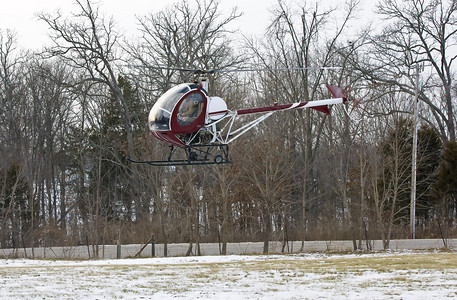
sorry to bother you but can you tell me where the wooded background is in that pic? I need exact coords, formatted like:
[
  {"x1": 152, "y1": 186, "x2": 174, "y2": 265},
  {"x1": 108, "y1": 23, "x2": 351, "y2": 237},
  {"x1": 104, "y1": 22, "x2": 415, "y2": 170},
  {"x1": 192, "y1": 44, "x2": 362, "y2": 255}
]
[{"x1": 1, "y1": 0, "x2": 456, "y2": 256}]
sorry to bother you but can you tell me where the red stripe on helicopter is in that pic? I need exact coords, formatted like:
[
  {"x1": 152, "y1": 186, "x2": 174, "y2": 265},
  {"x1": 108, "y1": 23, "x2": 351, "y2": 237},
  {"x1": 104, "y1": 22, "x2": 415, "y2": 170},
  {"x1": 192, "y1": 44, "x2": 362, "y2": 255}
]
[
  {"x1": 151, "y1": 131, "x2": 185, "y2": 146},
  {"x1": 237, "y1": 103, "x2": 308, "y2": 115},
  {"x1": 236, "y1": 102, "x2": 331, "y2": 115},
  {"x1": 311, "y1": 105, "x2": 330, "y2": 114},
  {"x1": 208, "y1": 109, "x2": 229, "y2": 116}
]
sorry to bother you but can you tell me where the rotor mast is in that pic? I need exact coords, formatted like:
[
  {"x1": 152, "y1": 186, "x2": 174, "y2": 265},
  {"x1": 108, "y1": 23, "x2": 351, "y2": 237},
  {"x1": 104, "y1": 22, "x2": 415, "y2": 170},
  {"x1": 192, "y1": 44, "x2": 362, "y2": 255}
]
[{"x1": 193, "y1": 70, "x2": 210, "y2": 93}]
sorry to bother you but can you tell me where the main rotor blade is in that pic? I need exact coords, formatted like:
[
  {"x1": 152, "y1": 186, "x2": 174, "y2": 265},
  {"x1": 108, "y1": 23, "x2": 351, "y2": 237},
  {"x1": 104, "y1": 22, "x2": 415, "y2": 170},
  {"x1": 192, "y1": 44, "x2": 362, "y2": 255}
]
[
  {"x1": 210, "y1": 66, "x2": 342, "y2": 73},
  {"x1": 131, "y1": 65, "x2": 198, "y2": 73},
  {"x1": 130, "y1": 65, "x2": 341, "y2": 74}
]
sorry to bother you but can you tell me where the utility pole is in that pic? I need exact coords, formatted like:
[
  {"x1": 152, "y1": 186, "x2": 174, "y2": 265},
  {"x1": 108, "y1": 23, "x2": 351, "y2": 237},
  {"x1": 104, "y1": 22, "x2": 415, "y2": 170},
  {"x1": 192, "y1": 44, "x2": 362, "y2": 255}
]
[{"x1": 410, "y1": 63, "x2": 420, "y2": 239}]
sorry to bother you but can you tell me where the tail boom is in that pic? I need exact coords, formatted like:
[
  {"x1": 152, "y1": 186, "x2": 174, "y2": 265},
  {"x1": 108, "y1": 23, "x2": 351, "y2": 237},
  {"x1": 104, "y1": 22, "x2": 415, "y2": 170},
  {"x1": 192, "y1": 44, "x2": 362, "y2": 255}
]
[{"x1": 236, "y1": 97, "x2": 344, "y2": 116}]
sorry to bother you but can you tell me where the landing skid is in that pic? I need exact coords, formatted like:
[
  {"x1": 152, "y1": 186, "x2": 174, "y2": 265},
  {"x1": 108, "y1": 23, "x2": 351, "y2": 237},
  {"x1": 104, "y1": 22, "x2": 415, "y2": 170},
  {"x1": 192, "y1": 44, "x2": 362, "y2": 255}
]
[{"x1": 128, "y1": 144, "x2": 230, "y2": 167}]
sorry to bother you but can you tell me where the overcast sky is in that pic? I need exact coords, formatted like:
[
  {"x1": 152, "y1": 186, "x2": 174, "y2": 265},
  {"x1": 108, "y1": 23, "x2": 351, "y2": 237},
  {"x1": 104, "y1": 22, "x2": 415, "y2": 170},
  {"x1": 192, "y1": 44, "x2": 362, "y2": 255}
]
[
  {"x1": 0, "y1": 0, "x2": 375, "y2": 50},
  {"x1": 0, "y1": 0, "x2": 276, "y2": 50}
]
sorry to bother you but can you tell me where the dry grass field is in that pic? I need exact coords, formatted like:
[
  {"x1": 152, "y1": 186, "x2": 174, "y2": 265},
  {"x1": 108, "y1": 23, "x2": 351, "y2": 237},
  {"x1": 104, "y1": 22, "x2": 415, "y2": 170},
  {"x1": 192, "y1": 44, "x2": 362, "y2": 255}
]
[{"x1": 1, "y1": 250, "x2": 457, "y2": 299}]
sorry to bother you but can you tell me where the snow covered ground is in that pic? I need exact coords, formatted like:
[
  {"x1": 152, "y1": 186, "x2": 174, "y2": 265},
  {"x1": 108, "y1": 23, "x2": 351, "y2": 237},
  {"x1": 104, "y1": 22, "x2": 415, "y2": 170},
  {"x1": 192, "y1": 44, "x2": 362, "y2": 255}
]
[{"x1": 1, "y1": 251, "x2": 457, "y2": 299}]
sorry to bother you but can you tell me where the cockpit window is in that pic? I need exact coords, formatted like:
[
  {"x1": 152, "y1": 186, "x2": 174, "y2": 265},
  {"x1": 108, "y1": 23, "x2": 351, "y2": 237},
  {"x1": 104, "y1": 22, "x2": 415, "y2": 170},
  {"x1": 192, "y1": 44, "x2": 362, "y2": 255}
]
[
  {"x1": 177, "y1": 92, "x2": 204, "y2": 126},
  {"x1": 149, "y1": 84, "x2": 189, "y2": 131}
]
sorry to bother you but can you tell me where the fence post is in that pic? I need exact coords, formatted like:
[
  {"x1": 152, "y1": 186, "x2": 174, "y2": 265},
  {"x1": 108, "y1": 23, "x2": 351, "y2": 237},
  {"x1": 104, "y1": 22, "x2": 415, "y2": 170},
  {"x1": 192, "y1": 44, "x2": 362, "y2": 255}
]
[
  {"x1": 151, "y1": 234, "x2": 155, "y2": 257},
  {"x1": 117, "y1": 240, "x2": 121, "y2": 259}
]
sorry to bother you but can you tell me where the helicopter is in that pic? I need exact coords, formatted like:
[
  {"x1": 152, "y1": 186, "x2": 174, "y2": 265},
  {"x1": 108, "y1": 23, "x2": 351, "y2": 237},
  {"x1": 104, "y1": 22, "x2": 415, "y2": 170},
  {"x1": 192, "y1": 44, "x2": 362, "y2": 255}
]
[{"x1": 129, "y1": 69, "x2": 348, "y2": 166}]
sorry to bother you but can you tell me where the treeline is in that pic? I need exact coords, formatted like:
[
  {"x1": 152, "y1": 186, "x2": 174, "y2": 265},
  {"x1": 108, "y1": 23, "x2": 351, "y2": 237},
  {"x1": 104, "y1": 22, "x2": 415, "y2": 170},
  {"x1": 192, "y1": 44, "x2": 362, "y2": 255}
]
[{"x1": 1, "y1": 0, "x2": 456, "y2": 256}]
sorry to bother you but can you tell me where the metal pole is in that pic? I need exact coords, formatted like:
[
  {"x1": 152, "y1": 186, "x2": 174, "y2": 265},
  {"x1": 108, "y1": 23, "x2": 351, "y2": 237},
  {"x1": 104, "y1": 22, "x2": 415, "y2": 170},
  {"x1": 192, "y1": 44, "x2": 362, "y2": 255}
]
[{"x1": 410, "y1": 64, "x2": 419, "y2": 239}]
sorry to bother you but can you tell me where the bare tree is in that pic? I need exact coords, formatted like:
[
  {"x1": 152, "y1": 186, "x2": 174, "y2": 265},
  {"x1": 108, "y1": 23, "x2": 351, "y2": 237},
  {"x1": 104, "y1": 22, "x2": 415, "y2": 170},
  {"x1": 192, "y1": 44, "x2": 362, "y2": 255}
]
[
  {"x1": 0, "y1": 30, "x2": 24, "y2": 168},
  {"x1": 239, "y1": 134, "x2": 295, "y2": 253},
  {"x1": 354, "y1": 0, "x2": 457, "y2": 142},
  {"x1": 37, "y1": 1, "x2": 157, "y2": 229},
  {"x1": 246, "y1": 0, "x2": 362, "y2": 246},
  {"x1": 38, "y1": 0, "x2": 137, "y2": 158},
  {"x1": 0, "y1": 31, "x2": 31, "y2": 249},
  {"x1": 372, "y1": 114, "x2": 414, "y2": 249},
  {"x1": 127, "y1": 0, "x2": 242, "y2": 94}
]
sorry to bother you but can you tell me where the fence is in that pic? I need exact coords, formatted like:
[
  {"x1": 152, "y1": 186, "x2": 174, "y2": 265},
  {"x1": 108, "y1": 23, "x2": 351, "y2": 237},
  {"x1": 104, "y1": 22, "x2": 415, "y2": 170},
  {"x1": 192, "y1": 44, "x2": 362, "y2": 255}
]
[{"x1": 1, "y1": 239, "x2": 455, "y2": 259}]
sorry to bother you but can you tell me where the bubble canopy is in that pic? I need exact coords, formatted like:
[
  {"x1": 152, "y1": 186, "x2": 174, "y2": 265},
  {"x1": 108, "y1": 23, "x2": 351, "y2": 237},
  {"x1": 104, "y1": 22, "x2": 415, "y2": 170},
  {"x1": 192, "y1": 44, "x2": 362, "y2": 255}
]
[
  {"x1": 148, "y1": 83, "x2": 208, "y2": 132},
  {"x1": 148, "y1": 84, "x2": 189, "y2": 131}
]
